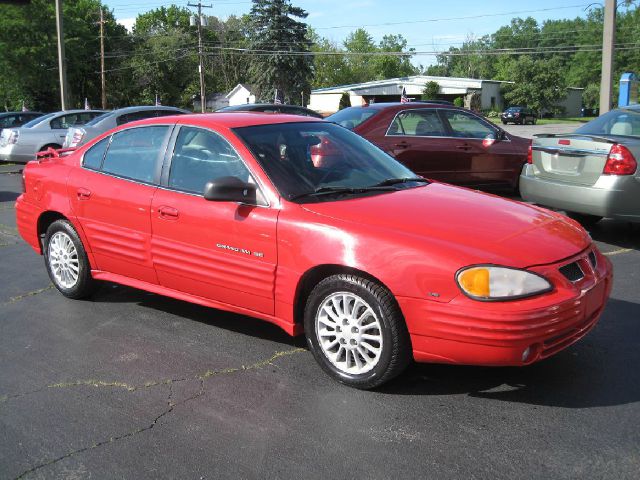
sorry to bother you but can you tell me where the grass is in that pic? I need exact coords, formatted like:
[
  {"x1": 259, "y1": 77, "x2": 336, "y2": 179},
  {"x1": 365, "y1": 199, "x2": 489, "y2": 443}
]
[{"x1": 488, "y1": 116, "x2": 596, "y2": 125}]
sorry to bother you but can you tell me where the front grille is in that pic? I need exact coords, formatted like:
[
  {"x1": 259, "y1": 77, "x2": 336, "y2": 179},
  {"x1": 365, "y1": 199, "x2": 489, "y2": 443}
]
[
  {"x1": 559, "y1": 262, "x2": 584, "y2": 282},
  {"x1": 588, "y1": 251, "x2": 597, "y2": 269}
]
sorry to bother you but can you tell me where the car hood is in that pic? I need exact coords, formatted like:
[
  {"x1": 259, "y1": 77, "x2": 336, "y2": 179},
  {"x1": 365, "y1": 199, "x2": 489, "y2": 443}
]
[{"x1": 300, "y1": 183, "x2": 589, "y2": 268}]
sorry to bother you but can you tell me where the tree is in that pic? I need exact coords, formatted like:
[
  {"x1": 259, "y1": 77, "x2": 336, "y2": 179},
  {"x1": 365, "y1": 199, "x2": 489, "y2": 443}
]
[
  {"x1": 501, "y1": 56, "x2": 567, "y2": 114},
  {"x1": 248, "y1": 0, "x2": 313, "y2": 104},
  {"x1": 422, "y1": 81, "x2": 439, "y2": 100}
]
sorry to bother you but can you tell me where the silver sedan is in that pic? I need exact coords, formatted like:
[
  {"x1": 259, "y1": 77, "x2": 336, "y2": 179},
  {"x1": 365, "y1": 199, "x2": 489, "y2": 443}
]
[
  {"x1": 520, "y1": 105, "x2": 640, "y2": 224},
  {"x1": 0, "y1": 110, "x2": 105, "y2": 163}
]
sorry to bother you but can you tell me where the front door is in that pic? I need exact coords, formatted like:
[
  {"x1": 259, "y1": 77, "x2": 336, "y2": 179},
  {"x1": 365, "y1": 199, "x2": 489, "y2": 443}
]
[{"x1": 150, "y1": 126, "x2": 278, "y2": 315}]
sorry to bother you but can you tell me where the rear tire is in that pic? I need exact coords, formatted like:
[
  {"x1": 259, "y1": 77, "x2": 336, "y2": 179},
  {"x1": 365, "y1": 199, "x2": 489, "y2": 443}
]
[
  {"x1": 39, "y1": 143, "x2": 62, "y2": 153},
  {"x1": 44, "y1": 219, "x2": 97, "y2": 299},
  {"x1": 304, "y1": 274, "x2": 411, "y2": 389},
  {"x1": 566, "y1": 212, "x2": 602, "y2": 227}
]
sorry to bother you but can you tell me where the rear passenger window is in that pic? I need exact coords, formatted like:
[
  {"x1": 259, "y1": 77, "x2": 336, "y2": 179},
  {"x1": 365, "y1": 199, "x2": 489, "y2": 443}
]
[
  {"x1": 83, "y1": 137, "x2": 110, "y2": 170},
  {"x1": 168, "y1": 126, "x2": 252, "y2": 195},
  {"x1": 101, "y1": 126, "x2": 169, "y2": 183},
  {"x1": 387, "y1": 110, "x2": 446, "y2": 137}
]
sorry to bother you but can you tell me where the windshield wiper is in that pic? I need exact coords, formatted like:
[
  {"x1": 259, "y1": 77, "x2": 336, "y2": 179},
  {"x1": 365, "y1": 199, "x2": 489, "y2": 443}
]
[
  {"x1": 370, "y1": 177, "x2": 429, "y2": 187},
  {"x1": 290, "y1": 185, "x2": 397, "y2": 201}
]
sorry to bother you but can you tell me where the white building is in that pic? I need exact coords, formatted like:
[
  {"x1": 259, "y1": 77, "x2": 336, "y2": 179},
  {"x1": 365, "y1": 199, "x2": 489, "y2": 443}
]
[
  {"x1": 226, "y1": 84, "x2": 256, "y2": 106},
  {"x1": 308, "y1": 75, "x2": 583, "y2": 117}
]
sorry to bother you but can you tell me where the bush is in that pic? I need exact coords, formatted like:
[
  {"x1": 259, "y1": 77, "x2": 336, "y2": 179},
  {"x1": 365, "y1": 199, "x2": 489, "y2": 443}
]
[
  {"x1": 338, "y1": 93, "x2": 351, "y2": 110},
  {"x1": 453, "y1": 97, "x2": 464, "y2": 107}
]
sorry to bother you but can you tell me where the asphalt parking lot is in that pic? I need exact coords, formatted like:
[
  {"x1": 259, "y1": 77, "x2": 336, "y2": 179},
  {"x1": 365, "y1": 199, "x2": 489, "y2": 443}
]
[{"x1": 1, "y1": 145, "x2": 639, "y2": 479}]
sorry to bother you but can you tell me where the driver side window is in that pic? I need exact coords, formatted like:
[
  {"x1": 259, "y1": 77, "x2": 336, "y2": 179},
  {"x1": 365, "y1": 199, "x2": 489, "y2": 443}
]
[{"x1": 168, "y1": 126, "x2": 253, "y2": 195}]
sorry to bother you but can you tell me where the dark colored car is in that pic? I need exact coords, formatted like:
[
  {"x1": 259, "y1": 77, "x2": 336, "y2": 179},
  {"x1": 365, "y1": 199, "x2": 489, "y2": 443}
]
[
  {"x1": 217, "y1": 103, "x2": 324, "y2": 119},
  {"x1": 0, "y1": 111, "x2": 43, "y2": 130},
  {"x1": 327, "y1": 103, "x2": 530, "y2": 192},
  {"x1": 501, "y1": 106, "x2": 537, "y2": 125}
]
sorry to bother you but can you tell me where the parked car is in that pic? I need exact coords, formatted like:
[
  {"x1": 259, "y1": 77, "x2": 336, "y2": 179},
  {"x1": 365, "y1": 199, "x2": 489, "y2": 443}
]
[
  {"x1": 16, "y1": 113, "x2": 612, "y2": 389},
  {"x1": 501, "y1": 106, "x2": 537, "y2": 125},
  {"x1": 327, "y1": 102, "x2": 530, "y2": 192},
  {"x1": 0, "y1": 110, "x2": 105, "y2": 163},
  {"x1": 63, "y1": 106, "x2": 190, "y2": 148},
  {"x1": 217, "y1": 103, "x2": 324, "y2": 119},
  {"x1": 520, "y1": 104, "x2": 640, "y2": 225},
  {"x1": 0, "y1": 111, "x2": 44, "y2": 131}
]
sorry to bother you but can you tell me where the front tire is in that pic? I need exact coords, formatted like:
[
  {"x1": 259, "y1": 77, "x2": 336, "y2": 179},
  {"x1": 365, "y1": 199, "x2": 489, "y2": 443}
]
[
  {"x1": 304, "y1": 274, "x2": 411, "y2": 389},
  {"x1": 44, "y1": 219, "x2": 97, "y2": 299}
]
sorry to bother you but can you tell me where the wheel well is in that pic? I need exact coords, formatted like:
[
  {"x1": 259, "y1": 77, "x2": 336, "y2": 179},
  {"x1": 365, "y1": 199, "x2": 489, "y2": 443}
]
[
  {"x1": 39, "y1": 143, "x2": 62, "y2": 151},
  {"x1": 292, "y1": 264, "x2": 391, "y2": 327},
  {"x1": 37, "y1": 211, "x2": 66, "y2": 249}
]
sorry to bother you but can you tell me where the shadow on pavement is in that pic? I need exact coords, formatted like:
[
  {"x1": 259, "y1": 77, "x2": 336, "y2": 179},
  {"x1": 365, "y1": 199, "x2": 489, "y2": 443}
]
[
  {"x1": 91, "y1": 283, "x2": 302, "y2": 346},
  {"x1": 380, "y1": 298, "x2": 640, "y2": 408},
  {"x1": 0, "y1": 191, "x2": 20, "y2": 203},
  {"x1": 585, "y1": 219, "x2": 640, "y2": 251}
]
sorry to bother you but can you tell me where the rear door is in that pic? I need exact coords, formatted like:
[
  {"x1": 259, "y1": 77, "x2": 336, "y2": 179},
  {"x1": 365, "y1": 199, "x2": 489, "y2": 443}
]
[
  {"x1": 68, "y1": 125, "x2": 172, "y2": 284},
  {"x1": 150, "y1": 125, "x2": 278, "y2": 315},
  {"x1": 375, "y1": 108, "x2": 460, "y2": 183},
  {"x1": 439, "y1": 109, "x2": 523, "y2": 188}
]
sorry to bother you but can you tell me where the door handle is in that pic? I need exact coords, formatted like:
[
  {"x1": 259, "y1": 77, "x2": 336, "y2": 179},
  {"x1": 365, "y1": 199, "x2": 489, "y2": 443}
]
[
  {"x1": 77, "y1": 188, "x2": 91, "y2": 200},
  {"x1": 158, "y1": 206, "x2": 179, "y2": 219},
  {"x1": 456, "y1": 145, "x2": 472, "y2": 150},
  {"x1": 394, "y1": 142, "x2": 410, "y2": 149}
]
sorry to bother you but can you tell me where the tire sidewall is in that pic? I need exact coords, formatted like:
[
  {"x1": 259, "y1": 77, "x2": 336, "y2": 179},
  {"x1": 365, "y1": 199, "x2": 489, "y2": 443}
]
[
  {"x1": 304, "y1": 276, "x2": 398, "y2": 388},
  {"x1": 44, "y1": 219, "x2": 94, "y2": 298}
]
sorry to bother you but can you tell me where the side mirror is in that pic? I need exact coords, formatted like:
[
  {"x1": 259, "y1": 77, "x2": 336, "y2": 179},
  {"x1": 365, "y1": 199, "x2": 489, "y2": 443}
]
[{"x1": 203, "y1": 176, "x2": 257, "y2": 204}]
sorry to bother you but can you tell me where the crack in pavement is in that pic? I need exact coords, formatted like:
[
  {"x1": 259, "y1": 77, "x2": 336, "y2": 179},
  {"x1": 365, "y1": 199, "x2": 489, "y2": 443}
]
[
  {"x1": 2, "y1": 284, "x2": 54, "y2": 306},
  {"x1": 5, "y1": 348, "x2": 304, "y2": 479}
]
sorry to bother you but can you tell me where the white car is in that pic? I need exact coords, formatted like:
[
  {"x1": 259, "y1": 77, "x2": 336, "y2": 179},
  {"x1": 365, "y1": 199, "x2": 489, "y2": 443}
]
[
  {"x1": 0, "y1": 110, "x2": 105, "y2": 163},
  {"x1": 63, "y1": 106, "x2": 189, "y2": 148}
]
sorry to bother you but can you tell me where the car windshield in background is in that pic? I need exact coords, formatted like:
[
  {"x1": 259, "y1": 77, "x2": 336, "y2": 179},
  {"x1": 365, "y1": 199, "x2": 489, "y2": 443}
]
[
  {"x1": 22, "y1": 113, "x2": 56, "y2": 128},
  {"x1": 575, "y1": 108, "x2": 640, "y2": 137},
  {"x1": 233, "y1": 122, "x2": 423, "y2": 202},
  {"x1": 84, "y1": 112, "x2": 112, "y2": 126},
  {"x1": 326, "y1": 107, "x2": 380, "y2": 130}
]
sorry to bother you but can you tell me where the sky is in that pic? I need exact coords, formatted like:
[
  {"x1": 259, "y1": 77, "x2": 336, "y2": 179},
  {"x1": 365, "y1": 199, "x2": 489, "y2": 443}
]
[{"x1": 106, "y1": 0, "x2": 612, "y2": 66}]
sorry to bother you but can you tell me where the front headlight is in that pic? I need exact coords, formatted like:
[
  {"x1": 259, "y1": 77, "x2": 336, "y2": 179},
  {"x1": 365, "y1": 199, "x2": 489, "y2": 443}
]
[{"x1": 456, "y1": 265, "x2": 552, "y2": 301}]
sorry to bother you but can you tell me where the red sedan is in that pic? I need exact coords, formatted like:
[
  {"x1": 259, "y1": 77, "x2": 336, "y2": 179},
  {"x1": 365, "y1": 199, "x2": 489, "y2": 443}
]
[
  {"x1": 327, "y1": 103, "x2": 531, "y2": 192},
  {"x1": 16, "y1": 113, "x2": 612, "y2": 389}
]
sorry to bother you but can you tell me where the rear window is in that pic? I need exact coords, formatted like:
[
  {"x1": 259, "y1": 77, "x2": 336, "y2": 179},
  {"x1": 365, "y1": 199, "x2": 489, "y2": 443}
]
[
  {"x1": 22, "y1": 113, "x2": 56, "y2": 128},
  {"x1": 575, "y1": 109, "x2": 640, "y2": 137},
  {"x1": 326, "y1": 107, "x2": 379, "y2": 130},
  {"x1": 84, "y1": 112, "x2": 111, "y2": 126}
]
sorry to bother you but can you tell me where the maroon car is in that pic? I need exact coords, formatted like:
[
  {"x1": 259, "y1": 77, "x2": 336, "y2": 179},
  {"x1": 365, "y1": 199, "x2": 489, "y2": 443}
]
[{"x1": 327, "y1": 103, "x2": 530, "y2": 192}]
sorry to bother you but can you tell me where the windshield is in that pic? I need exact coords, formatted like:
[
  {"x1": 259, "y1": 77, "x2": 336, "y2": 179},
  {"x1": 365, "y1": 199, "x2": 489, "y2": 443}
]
[
  {"x1": 575, "y1": 108, "x2": 640, "y2": 137},
  {"x1": 233, "y1": 122, "x2": 422, "y2": 202},
  {"x1": 326, "y1": 107, "x2": 379, "y2": 130},
  {"x1": 22, "y1": 113, "x2": 56, "y2": 128},
  {"x1": 84, "y1": 111, "x2": 112, "y2": 126}
]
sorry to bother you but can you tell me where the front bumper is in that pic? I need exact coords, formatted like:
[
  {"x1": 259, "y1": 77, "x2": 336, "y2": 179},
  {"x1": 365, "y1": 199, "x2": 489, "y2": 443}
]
[
  {"x1": 398, "y1": 246, "x2": 613, "y2": 366},
  {"x1": 520, "y1": 164, "x2": 640, "y2": 221}
]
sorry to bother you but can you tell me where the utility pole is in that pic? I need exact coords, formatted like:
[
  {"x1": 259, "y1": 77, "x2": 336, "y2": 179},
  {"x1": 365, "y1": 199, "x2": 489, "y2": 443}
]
[
  {"x1": 188, "y1": 2, "x2": 213, "y2": 113},
  {"x1": 97, "y1": 8, "x2": 107, "y2": 109},
  {"x1": 55, "y1": 0, "x2": 69, "y2": 110},
  {"x1": 599, "y1": 0, "x2": 616, "y2": 115}
]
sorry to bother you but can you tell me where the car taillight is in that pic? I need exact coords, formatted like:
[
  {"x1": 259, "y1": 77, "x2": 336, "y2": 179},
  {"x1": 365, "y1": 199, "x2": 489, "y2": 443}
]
[
  {"x1": 8, "y1": 129, "x2": 19, "y2": 144},
  {"x1": 527, "y1": 142, "x2": 533, "y2": 164},
  {"x1": 603, "y1": 144, "x2": 637, "y2": 175},
  {"x1": 69, "y1": 129, "x2": 85, "y2": 147}
]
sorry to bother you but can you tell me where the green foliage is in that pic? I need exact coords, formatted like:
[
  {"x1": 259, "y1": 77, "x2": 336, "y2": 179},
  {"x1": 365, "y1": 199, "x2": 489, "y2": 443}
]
[
  {"x1": 422, "y1": 81, "x2": 439, "y2": 100},
  {"x1": 338, "y1": 93, "x2": 351, "y2": 110},
  {"x1": 453, "y1": 97, "x2": 464, "y2": 107},
  {"x1": 248, "y1": 0, "x2": 313, "y2": 104}
]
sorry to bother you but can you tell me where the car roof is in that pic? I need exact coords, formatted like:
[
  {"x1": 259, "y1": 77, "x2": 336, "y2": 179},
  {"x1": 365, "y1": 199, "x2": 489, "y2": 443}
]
[
  {"x1": 348, "y1": 102, "x2": 457, "y2": 111},
  {"x1": 47, "y1": 109, "x2": 106, "y2": 117},
  {"x1": 101, "y1": 105, "x2": 189, "y2": 116},
  {"x1": 121, "y1": 112, "x2": 323, "y2": 130}
]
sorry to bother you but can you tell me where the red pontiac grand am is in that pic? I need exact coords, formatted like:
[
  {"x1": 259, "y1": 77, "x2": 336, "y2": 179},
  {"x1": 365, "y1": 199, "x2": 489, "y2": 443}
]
[{"x1": 15, "y1": 113, "x2": 612, "y2": 389}]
